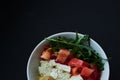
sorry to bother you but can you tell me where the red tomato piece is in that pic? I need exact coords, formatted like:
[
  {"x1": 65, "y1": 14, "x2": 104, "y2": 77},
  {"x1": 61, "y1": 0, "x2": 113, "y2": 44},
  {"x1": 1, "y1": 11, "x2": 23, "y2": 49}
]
[
  {"x1": 40, "y1": 49, "x2": 51, "y2": 60},
  {"x1": 56, "y1": 49, "x2": 70, "y2": 63},
  {"x1": 68, "y1": 58, "x2": 89, "y2": 68},
  {"x1": 80, "y1": 67, "x2": 94, "y2": 79},
  {"x1": 43, "y1": 45, "x2": 50, "y2": 50},
  {"x1": 64, "y1": 53, "x2": 75, "y2": 64},
  {"x1": 90, "y1": 64, "x2": 101, "y2": 80},
  {"x1": 87, "y1": 77, "x2": 93, "y2": 80},
  {"x1": 71, "y1": 67, "x2": 80, "y2": 75},
  {"x1": 51, "y1": 53, "x2": 57, "y2": 59}
]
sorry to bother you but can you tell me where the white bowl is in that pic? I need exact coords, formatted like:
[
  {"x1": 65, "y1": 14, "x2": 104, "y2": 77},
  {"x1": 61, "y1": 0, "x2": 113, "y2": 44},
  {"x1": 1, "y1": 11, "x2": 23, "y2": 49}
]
[{"x1": 27, "y1": 32, "x2": 110, "y2": 80}]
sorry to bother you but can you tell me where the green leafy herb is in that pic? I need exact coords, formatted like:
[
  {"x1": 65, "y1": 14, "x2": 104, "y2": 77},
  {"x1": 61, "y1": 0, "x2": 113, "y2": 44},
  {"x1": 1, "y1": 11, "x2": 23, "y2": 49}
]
[{"x1": 46, "y1": 32, "x2": 105, "y2": 71}]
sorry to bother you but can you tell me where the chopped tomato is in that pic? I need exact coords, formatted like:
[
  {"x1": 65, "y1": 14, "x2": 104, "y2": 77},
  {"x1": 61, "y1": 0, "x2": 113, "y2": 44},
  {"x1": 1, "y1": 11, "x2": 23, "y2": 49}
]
[
  {"x1": 51, "y1": 53, "x2": 57, "y2": 59},
  {"x1": 68, "y1": 58, "x2": 89, "y2": 68},
  {"x1": 93, "y1": 71, "x2": 101, "y2": 80},
  {"x1": 41, "y1": 51, "x2": 51, "y2": 60},
  {"x1": 64, "y1": 54, "x2": 75, "y2": 64},
  {"x1": 40, "y1": 48, "x2": 53, "y2": 60},
  {"x1": 71, "y1": 67, "x2": 80, "y2": 75},
  {"x1": 87, "y1": 77, "x2": 93, "y2": 80},
  {"x1": 80, "y1": 67, "x2": 94, "y2": 79},
  {"x1": 67, "y1": 54, "x2": 75, "y2": 61},
  {"x1": 43, "y1": 45, "x2": 51, "y2": 51},
  {"x1": 90, "y1": 64, "x2": 101, "y2": 80},
  {"x1": 56, "y1": 49, "x2": 70, "y2": 63},
  {"x1": 87, "y1": 71, "x2": 101, "y2": 80},
  {"x1": 93, "y1": 69, "x2": 101, "y2": 80}
]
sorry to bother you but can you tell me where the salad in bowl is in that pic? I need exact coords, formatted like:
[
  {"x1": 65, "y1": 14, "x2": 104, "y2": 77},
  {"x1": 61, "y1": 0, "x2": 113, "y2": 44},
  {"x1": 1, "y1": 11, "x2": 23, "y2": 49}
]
[{"x1": 27, "y1": 32, "x2": 109, "y2": 80}]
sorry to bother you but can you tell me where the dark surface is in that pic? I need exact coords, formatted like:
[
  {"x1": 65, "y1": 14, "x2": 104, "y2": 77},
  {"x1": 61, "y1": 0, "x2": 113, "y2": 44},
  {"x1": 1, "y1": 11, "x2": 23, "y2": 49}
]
[{"x1": 1, "y1": 0, "x2": 120, "y2": 80}]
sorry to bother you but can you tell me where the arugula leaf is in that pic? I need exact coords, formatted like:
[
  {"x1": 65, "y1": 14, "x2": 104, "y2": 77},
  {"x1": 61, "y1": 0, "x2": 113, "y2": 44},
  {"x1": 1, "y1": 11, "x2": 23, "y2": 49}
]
[{"x1": 74, "y1": 32, "x2": 79, "y2": 42}]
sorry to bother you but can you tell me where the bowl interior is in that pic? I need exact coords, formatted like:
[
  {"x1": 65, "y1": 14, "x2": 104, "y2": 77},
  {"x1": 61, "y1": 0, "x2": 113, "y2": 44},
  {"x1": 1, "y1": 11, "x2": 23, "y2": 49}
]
[{"x1": 27, "y1": 32, "x2": 109, "y2": 80}]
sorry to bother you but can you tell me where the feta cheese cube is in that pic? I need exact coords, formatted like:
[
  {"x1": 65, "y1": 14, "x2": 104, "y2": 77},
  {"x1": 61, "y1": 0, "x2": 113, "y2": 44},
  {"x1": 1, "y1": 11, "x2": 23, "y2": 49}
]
[
  {"x1": 69, "y1": 75, "x2": 83, "y2": 80},
  {"x1": 49, "y1": 60, "x2": 56, "y2": 67},
  {"x1": 38, "y1": 60, "x2": 52, "y2": 76},
  {"x1": 57, "y1": 72, "x2": 70, "y2": 80},
  {"x1": 56, "y1": 63, "x2": 71, "y2": 72},
  {"x1": 50, "y1": 69, "x2": 58, "y2": 79},
  {"x1": 38, "y1": 60, "x2": 73, "y2": 80}
]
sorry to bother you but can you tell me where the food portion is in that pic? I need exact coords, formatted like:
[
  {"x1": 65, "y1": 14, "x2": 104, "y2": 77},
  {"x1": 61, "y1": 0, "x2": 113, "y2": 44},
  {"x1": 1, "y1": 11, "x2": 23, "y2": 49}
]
[{"x1": 38, "y1": 33, "x2": 104, "y2": 80}]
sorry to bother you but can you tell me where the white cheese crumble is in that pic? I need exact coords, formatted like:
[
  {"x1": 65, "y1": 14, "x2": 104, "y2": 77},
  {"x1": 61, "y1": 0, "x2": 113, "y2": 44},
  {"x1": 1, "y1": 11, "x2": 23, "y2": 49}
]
[
  {"x1": 50, "y1": 69, "x2": 58, "y2": 79},
  {"x1": 69, "y1": 75, "x2": 83, "y2": 80},
  {"x1": 38, "y1": 60, "x2": 83, "y2": 80},
  {"x1": 56, "y1": 63, "x2": 71, "y2": 72}
]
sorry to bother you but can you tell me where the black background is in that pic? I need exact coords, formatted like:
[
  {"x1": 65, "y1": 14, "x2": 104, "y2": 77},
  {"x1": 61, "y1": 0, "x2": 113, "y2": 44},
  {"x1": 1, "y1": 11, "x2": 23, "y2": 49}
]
[{"x1": 1, "y1": 0, "x2": 120, "y2": 80}]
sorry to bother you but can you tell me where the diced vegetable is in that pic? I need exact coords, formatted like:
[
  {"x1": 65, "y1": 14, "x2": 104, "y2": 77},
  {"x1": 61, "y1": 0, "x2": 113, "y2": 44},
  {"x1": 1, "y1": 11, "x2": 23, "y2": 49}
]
[
  {"x1": 56, "y1": 49, "x2": 70, "y2": 63},
  {"x1": 39, "y1": 76, "x2": 54, "y2": 80},
  {"x1": 71, "y1": 67, "x2": 79, "y2": 75},
  {"x1": 90, "y1": 64, "x2": 101, "y2": 80},
  {"x1": 87, "y1": 77, "x2": 93, "y2": 80},
  {"x1": 40, "y1": 48, "x2": 51, "y2": 60},
  {"x1": 80, "y1": 67, "x2": 94, "y2": 79},
  {"x1": 68, "y1": 58, "x2": 89, "y2": 68},
  {"x1": 51, "y1": 53, "x2": 57, "y2": 59}
]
